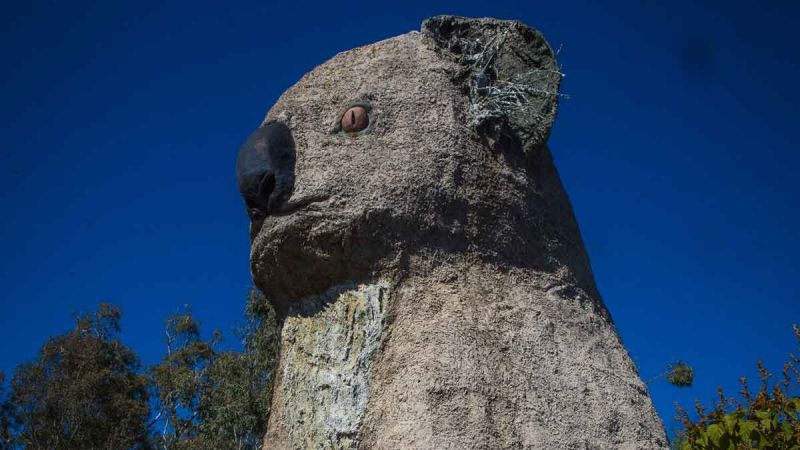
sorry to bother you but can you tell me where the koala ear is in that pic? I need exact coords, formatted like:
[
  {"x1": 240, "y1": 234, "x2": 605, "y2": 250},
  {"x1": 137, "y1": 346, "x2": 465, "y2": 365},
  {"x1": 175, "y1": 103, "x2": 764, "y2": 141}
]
[{"x1": 422, "y1": 15, "x2": 562, "y2": 155}]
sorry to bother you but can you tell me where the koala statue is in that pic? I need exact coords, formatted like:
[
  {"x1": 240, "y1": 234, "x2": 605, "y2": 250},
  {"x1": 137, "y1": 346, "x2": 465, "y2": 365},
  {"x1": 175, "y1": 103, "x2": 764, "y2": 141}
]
[{"x1": 236, "y1": 15, "x2": 667, "y2": 450}]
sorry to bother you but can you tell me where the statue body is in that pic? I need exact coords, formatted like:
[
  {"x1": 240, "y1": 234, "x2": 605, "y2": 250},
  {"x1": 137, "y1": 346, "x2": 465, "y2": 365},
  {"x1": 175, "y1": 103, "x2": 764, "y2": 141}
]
[{"x1": 237, "y1": 16, "x2": 667, "y2": 449}]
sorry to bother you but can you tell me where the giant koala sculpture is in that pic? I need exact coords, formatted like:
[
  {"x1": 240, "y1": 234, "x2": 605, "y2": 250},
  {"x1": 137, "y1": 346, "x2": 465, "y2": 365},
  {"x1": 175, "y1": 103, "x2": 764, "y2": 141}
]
[{"x1": 236, "y1": 15, "x2": 667, "y2": 450}]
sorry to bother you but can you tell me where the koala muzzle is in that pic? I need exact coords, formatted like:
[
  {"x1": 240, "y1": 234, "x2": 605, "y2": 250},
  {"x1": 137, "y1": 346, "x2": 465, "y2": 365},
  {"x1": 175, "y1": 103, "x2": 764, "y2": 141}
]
[{"x1": 236, "y1": 121, "x2": 296, "y2": 221}]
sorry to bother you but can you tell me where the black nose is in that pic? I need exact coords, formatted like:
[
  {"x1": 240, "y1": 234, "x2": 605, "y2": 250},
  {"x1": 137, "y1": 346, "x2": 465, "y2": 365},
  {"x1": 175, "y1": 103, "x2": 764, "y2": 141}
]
[{"x1": 236, "y1": 121, "x2": 296, "y2": 221}]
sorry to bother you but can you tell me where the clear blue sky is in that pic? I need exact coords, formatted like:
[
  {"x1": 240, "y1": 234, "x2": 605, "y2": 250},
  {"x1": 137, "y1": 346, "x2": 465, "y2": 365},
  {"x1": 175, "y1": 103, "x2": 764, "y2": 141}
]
[{"x1": 1, "y1": 0, "x2": 798, "y2": 435}]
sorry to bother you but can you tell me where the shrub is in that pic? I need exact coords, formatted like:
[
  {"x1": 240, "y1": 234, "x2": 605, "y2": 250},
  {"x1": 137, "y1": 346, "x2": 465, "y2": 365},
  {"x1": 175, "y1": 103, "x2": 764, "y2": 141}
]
[{"x1": 675, "y1": 325, "x2": 800, "y2": 449}]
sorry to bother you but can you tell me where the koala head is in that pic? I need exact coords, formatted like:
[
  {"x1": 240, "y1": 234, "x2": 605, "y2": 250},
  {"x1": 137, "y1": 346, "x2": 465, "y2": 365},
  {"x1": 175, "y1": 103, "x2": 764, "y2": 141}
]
[{"x1": 236, "y1": 16, "x2": 570, "y2": 310}]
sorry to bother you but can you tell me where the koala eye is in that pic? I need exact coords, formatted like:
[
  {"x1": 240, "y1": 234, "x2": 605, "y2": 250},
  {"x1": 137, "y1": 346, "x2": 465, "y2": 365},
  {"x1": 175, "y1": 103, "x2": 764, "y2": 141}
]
[{"x1": 340, "y1": 106, "x2": 368, "y2": 133}]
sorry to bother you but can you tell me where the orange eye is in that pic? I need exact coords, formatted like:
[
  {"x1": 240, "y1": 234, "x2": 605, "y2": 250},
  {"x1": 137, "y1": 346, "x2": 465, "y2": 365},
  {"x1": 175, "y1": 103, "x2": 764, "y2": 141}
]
[{"x1": 341, "y1": 106, "x2": 368, "y2": 132}]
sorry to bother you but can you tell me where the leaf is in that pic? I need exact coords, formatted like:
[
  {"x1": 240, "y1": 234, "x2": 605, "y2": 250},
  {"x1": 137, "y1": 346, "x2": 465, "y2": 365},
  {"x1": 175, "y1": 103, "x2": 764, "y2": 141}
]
[
  {"x1": 706, "y1": 423, "x2": 724, "y2": 446},
  {"x1": 758, "y1": 433, "x2": 774, "y2": 448},
  {"x1": 782, "y1": 422, "x2": 793, "y2": 440},
  {"x1": 754, "y1": 410, "x2": 771, "y2": 420},
  {"x1": 738, "y1": 419, "x2": 757, "y2": 441},
  {"x1": 722, "y1": 413, "x2": 739, "y2": 433},
  {"x1": 791, "y1": 397, "x2": 800, "y2": 413},
  {"x1": 695, "y1": 434, "x2": 710, "y2": 448}
]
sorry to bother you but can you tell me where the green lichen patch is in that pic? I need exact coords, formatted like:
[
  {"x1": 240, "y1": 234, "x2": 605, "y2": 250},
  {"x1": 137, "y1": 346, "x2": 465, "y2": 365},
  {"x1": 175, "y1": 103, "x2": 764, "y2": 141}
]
[{"x1": 277, "y1": 282, "x2": 388, "y2": 449}]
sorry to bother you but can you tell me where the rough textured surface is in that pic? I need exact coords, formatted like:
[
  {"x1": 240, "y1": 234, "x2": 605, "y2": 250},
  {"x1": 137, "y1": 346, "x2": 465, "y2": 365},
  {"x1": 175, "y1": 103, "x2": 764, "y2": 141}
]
[
  {"x1": 244, "y1": 15, "x2": 667, "y2": 449},
  {"x1": 422, "y1": 16, "x2": 563, "y2": 154},
  {"x1": 358, "y1": 263, "x2": 662, "y2": 450},
  {"x1": 266, "y1": 283, "x2": 388, "y2": 448}
]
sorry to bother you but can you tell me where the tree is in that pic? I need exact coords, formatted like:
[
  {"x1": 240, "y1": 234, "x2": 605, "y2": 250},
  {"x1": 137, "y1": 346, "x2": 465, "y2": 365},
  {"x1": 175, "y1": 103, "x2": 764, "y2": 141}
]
[
  {"x1": 1, "y1": 291, "x2": 280, "y2": 449},
  {"x1": 674, "y1": 325, "x2": 800, "y2": 449},
  {"x1": 150, "y1": 307, "x2": 217, "y2": 449},
  {"x1": 150, "y1": 290, "x2": 281, "y2": 450},
  {"x1": 7, "y1": 303, "x2": 151, "y2": 449},
  {"x1": 194, "y1": 289, "x2": 280, "y2": 449}
]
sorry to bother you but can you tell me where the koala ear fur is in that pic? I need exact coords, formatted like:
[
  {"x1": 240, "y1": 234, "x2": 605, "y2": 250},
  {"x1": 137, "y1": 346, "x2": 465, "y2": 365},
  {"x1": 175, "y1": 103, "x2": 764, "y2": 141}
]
[{"x1": 421, "y1": 15, "x2": 563, "y2": 155}]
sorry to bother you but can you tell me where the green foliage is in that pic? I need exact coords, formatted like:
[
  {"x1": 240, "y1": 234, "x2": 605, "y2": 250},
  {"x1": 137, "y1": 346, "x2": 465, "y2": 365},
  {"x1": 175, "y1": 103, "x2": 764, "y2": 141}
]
[
  {"x1": 150, "y1": 306, "x2": 216, "y2": 448},
  {"x1": 194, "y1": 289, "x2": 280, "y2": 450},
  {"x1": 151, "y1": 290, "x2": 280, "y2": 450},
  {"x1": 649, "y1": 360, "x2": 696, "y2": 388},
  {"x1": 1, "y1": 292, "x2": 281, "y2": 449},
  {"x1": 6, "y1": 304, "x2": 151, "y2": 449},
  {"x1": 668, "y1": 361, "x2": 695, "y2": 388},
  {"x1": 675, "y1": 325, "x2": 800, "y2": 449}
]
